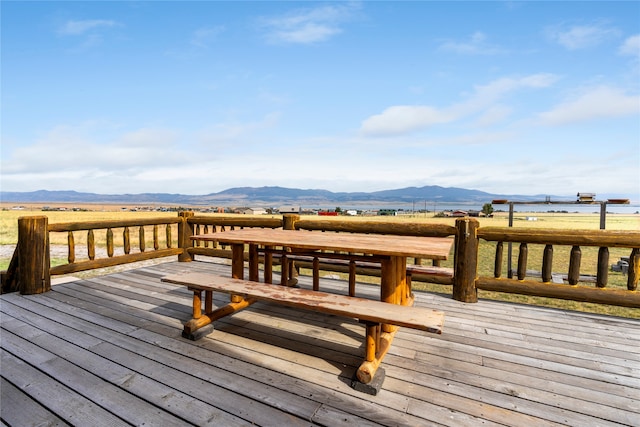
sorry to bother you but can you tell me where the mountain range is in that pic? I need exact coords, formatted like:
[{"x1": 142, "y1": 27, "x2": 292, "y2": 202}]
[{"x1": 0, "y1": 186, "x2": 583, "y2": 206}]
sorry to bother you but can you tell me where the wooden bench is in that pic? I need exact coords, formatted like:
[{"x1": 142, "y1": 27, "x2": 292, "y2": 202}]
[
  {"x1": 162, "y1": 272, "x2": 444, "y2": 389},
  {"x1": 266, "y1": 252, "x2": 454, "y2": 293}
]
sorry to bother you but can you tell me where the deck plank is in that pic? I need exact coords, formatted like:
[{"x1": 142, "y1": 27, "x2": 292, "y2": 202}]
[
  {"x1": 0, "y1": 377, "x2": 67, "y2": 427},
  {"x1": 2, "y1": 259, "x2": 639, "y2": 426}
]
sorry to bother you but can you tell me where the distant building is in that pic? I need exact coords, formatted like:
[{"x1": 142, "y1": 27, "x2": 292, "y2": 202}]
[
  {"x1": 377, "y1": 209, "x2": 397, "y2": 216},
  {"x1": 241, "y1": 208, "x2": 267, "y2": 215},
  {"x1": 278, "y1": 206, "x2": 300, "y2": 214}
]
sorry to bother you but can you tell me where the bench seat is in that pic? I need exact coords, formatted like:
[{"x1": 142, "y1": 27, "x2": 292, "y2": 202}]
[
  {"x1": 163, "y1": 271, "x2": 445, "y2": 390},
  {"x1": 267, "y1": 252, "x2": 453, "y2": 292},
  {"x1": 279, "y1": 254, "x2": 453, "y2": 276},
  {"x1": 162, "y1": 272, "x2": 444, "y2": 333}
]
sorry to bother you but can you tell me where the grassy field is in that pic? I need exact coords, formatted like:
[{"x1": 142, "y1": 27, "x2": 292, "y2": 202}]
[{"x1": 1, "y1": 207, "x2": 638, "y2": 318}]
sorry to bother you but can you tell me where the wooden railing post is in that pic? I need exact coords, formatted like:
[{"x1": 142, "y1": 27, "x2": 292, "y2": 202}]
[
  {"x1": 17, "y1": 216, "x2": 51, "y2": 295},
  {"x1": 628, "y1": 248, "x2": 639, "y2": 291},
  {"x1": 282, "y1": 213, "x2": 300, "y2": 230},
  {"x1": 178, "y1": 211, "x2": 195, "y2": 262},
  {"x1": 453, "y1": 218, "x2": 479, "y2": 303}
]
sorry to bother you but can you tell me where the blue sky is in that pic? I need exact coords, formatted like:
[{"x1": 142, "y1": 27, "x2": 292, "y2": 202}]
[{"x1": 2, "y1": 1, "x2": 639, "y2": 199}]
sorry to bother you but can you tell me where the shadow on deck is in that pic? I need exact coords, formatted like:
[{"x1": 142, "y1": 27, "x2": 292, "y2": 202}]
[{"x1": 1, "y1": 260, "x2": 639, "y2": 426}]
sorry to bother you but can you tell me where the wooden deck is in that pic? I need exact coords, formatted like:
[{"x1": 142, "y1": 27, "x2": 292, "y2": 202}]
[{"x1": 1, "y1": 260, "x2": 639, "y2": 426}]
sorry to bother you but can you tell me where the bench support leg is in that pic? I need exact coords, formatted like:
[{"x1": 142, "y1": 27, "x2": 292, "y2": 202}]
[
  {"x1": 183, "y1": 297, "x2": 255, "y2": 340},
  {"x1": 352, "y1": 321, "x2": 395, "y2": 395}
]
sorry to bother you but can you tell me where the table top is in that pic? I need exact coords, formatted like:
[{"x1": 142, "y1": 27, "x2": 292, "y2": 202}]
[{"x1": 192, "y1": 228, "x2": 453, "y2": 260}]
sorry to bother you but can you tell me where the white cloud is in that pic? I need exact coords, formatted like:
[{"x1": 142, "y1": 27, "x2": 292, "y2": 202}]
[
  {"x1": 537, "y1": 86, "x2": 640, "y2": 125},
  {"x1": 438, "y1": 31, "x2": 506, "y2": 55},
  {"x1": 619, "y1": 34, "x2": 640, "y2": 56},
  {"x1": 58, "y1": 19, "x2": 119, "y2": 36},
  {"x1": 1, "y1": 124, "x2": 184, "y2": 176},
  {"x1": 360, "y1": 106, "x2": 454, "y2": 136},
  {"x1": 259, "y1": 3, "x2": 360, "y2": 44},
  {"x1": 360, "y1": 74, "x2": 559, "y2": 136},
  {"x1": 546, "y1": 22, "x2": 620, "y2": 50}
]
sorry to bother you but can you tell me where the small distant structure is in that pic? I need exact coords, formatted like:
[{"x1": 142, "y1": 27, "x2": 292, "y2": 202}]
[
  {"x1": 278, "y1": 206, "x2": 300, "y2": 214},
  {"x1": 318, "y1": 210, "x2": 338, "y2": 216},
  {"x1": 577, "y1": 192, "x2": 596, "y2": 203},
  {"x1": 377, "y1": 209, "x2": 397, "y2": 216},
  {"x1": 241, "y1": 207, "x2": 267, "y2": 215},
  {"x1": 345, "y1": 210, "x2": 358, "y2": 216}
]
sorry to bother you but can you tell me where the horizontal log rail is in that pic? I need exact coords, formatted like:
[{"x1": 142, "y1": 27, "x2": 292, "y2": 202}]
[
  {"x1": 476, "y1": 277, "x2": 640, "y2": 308},
  {"x1": 50, "y1": 248, "x2": 183, "y2": 275},
  {"x1": 188, "y1": 215, "x2": 283, "y2": 229},
  {"x1": 48, "y1": 217, "x2": 182, "y2": 232},
  {"x1": 478, "y1": 227, "x2": 639, "y2": 248},
  {"x1": 294, "y1": 219, "x2": 456, "y2": 238}
]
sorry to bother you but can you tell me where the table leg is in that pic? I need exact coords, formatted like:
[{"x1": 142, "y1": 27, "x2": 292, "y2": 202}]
[
  {"x1": 248, "y1": 243, "x2": 259, "y2": 281},
  {"x1": 264, "y1": 245, "x2": 273, "y2": 283},
  {"x1": 356, "y1": 255, "x2": 410, "y2": 385},
  {"x1": 231, "y1": 243, "x2": 245, "y2": 303},
  {"x1": 280, "y1": 253, "x2": 289, "y2": 285}
]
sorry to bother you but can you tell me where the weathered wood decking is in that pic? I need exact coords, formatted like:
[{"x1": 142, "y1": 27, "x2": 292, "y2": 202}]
[{"x1": 1, "y1": 260, "x2": 639, "y2": 426}]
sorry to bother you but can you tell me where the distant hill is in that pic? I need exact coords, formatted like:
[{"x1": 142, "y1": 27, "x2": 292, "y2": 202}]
[{"x1": 0, "y1": 186, "x2": 569, "y2": 206}]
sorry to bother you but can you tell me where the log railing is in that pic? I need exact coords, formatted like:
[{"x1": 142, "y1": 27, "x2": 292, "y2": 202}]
[
  {"x1": 473, "y1": 223, "x2": 640, "y2": 308},
  {"x1": 185, "y1": 215, "x2": 283, "y2": 261},
  {"x1": 47, "y1": 216, "x2": 185, "y2": 275},
  {"x1": 2, "y1": 213, "x2": 638, "y2": 309}
]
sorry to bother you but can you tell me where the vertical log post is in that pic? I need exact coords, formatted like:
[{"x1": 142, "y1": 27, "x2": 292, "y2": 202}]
[
  {"x1": 17, "y1": 216, "x2": 51, "y2": 295},
  {"x1": 178, "y1": 211, "x2": 195, "y2": 262},
  {"x1": 139, "y1": 226, "x2": 145, "y2": 253},
  {"x1": 517, "y1": 243, "x2": 528, "y2": 280},
  {"x1": 628, "y1": 248, "x2": 639, "y2": 291},
  {"x1": 568, "y1": 246, "x2": 581, "y2": 285},
  {"x1": 67, "y1": 231, "x2": 75, "y2": 264},
  {"x1": 452, "y1": 218, "x2": 479, "y2": 303},
  {"x1": 107, "y1": 228, "x2": 114, "y2": 257},
  {"x1": 166, "y1": 224, "x2": 172, "y2": 248},
  {"x1": 494, "y1": 241, "x2": 503, "y2": 278},
  {"x1": 123, "y1": 227, "x2": 131, "y2": 254},
  {"x1": 282, "y1": 213, "x2": 299, "y2": 230},
  {"x1": 542, "y1": 244, "x2": 553, "y2": 283},
  {"x1": 153, "y1": 225, "x2": 159, "y2": 251},
  {"x1": 596, "y1": 247, "x2": 609, "y2": 288},
  {"x1": 87, "y1": 230, "x2": 95, "y2": 260}
]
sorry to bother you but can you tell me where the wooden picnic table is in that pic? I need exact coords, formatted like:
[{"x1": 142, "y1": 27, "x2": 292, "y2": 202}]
[{"x1": 186, "y1": 228, "x2": 453, "y2": 389}]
